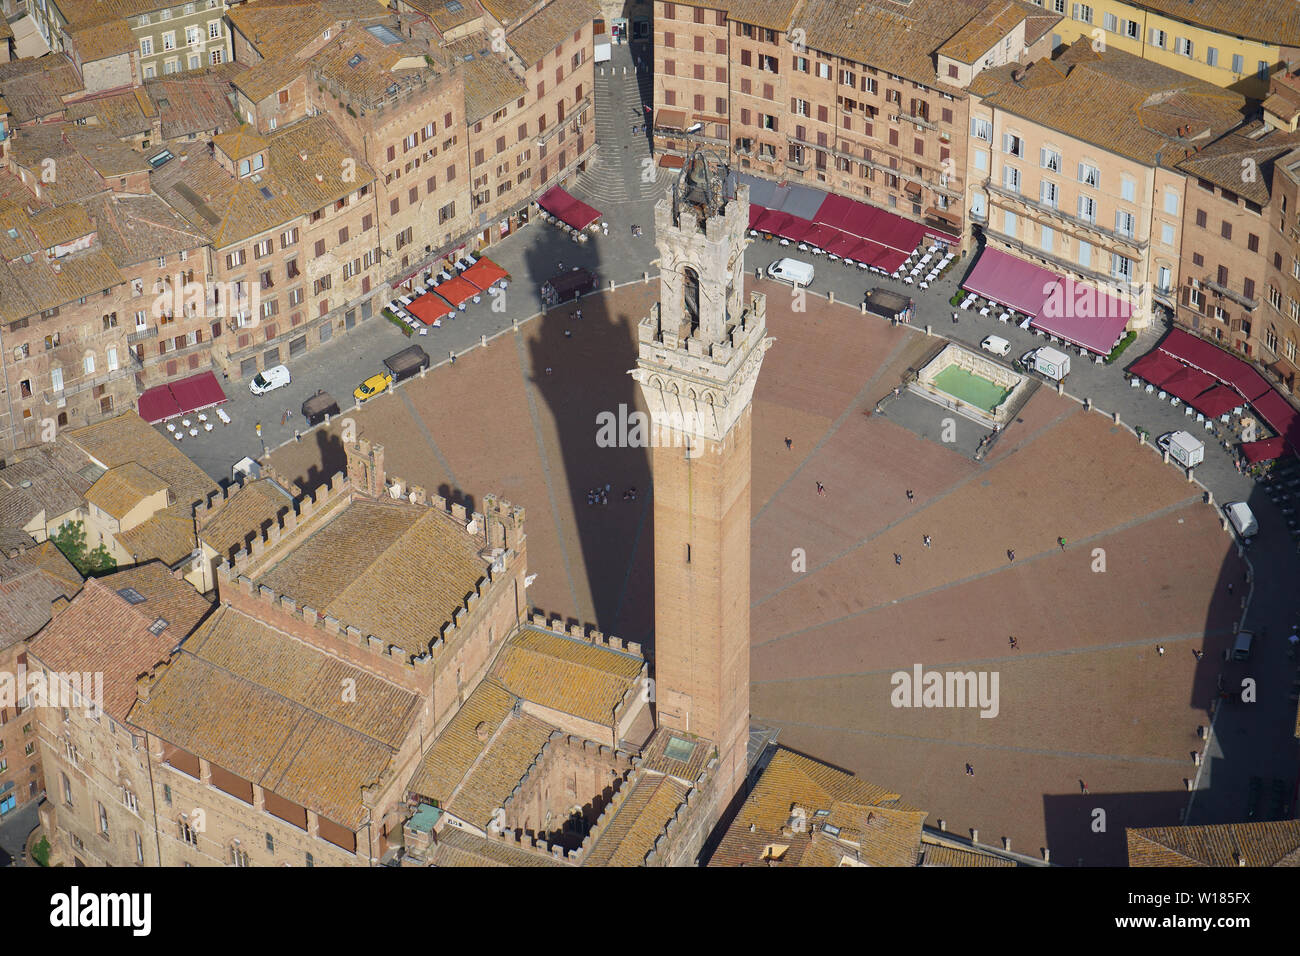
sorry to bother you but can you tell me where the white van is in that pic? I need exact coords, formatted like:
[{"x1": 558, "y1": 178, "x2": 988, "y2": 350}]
[
  {"x1": 767, "y1": 258, "x2": 814, "y2": 287},
  {"x1": 981, "y1": 334, "x2": 1011, "y2": 357},
  {"x1": 1224, "y1": 501, "x2": 1258, "y2": 540},
  {"x1": 249, "y1": 364, "x2": 291, "y2": 395},
  {"x1": 1231, "y1": 629, "x2": 1254, "y2": 661}
]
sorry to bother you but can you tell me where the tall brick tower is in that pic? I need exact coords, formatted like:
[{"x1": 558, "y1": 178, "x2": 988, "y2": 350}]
[{"x1": 632, "y1": 149, "x2": 771, "y2": 803}]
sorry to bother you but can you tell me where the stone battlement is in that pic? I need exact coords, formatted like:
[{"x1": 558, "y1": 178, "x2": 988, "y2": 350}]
[
  {"x1": 502, "y1": 731, "x2": 632, "y2": 821},
  {"x1": 527, "y1": 611, "x2": 643, "y2": 659},
  {"x1": 488, "y1": 822, "x2": 581, "y2": 863}
]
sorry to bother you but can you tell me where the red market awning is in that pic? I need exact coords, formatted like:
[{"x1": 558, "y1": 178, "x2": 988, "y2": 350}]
[
  {"x1": 801, "y1": 223, "x2": 841, "y2": 250},
  {"x1": 748, "y1": 204, "x2": 764, "y2": 229},
  {"x1": 537, "y1": 185, "x2": 575, "y2": 219},
  {"x1": 138, "y1": 371, "x2": 226, "y2": 423},
  {"x1": 874, "y1": 248, "x2": 911, "y2": 274},
  {"x1": 138, "y1": 385, "x2": 182, "y2": 424},
  {"x1": 1128, "y1": 350, "x2": 1185, "y2": 387},
  {"x1": 460, "y1": 257, "x2": 509, "y2": 291},
  {"x1": 407, "y1": 292, "x2": 454, "y2": 325},
  {"x1": 1157, "y1": 328, "x2": 1270, "y2": 399},
  {"x1": 754, "y1": 208, "x2": 792, "y2": 234},
  {"x1": 1189, "y1": 385, "x2": 1242, "y2": 419},
  {"x1": 562, "y1": 195, "x2": 601, "y2": 230},
  {"x1": 963, "y1": 247, "x2": 1058, "y2": 317},
  {"x1": 775, "y1": 215, "x2": 814, "y2": 242},
  {"x1": 1032, "y1": 282, "x2": 1132, "y2": 354},
  {"x1": 1160, "y1": 365, "x2": 1217, "y2": 404},
  {"x1": 1241, "y1": 436, "x2": 1288, "y2": 463},
  {"x1": 824, "y1": 232, "x2": 860, "y2": 257},
  {"x1": 1252, "y1": 390, "x2": 1300, "y2": 446},
  {"x1": 432, "y1": 275, "x2": 480, "y2": 309}
]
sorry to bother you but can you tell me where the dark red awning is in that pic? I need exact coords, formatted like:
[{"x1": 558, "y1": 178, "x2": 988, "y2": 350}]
[
  {"x1": 138, "y1": 370, "x2": 225, "y2": 423},
  {"x1": 1128, "y1": 350, "x2": 1184, "y2": 387},
  {"x1": 1241, "y1": 436, "x2": 1287, "y2": 463}
]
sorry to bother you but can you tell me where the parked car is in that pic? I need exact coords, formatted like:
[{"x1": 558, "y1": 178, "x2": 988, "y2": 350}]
[
  {"x1": 1232, "y1": 629, "x2": 1254, "y2": 662},
  {"x1": 354, "y1": 371, "x2": 393, "y2": 403},
  {"x1": 249, "y1": 364, "x2": 291, "y2": 395},
  {"x1": 766, "y1": 257, "x2": 815, "y2": 287},
  {"x1": 980, "y1": 335, "x2": 1011, "y2": 357}
]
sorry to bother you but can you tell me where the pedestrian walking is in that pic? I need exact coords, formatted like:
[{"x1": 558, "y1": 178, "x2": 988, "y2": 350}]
[
  {"x1": 545, "y1": 367, "x2": 553, "y2": 375},
  {"x1": 1156, "y1": 645, "x2": 1165, "y2": 656},
  {"x1": 576, "y1": 309, "x2": 582, "y2": 320},
  {"x1": 816, "y1": 481, "x2": 826, "y2": 496},
  {"x1": 1007, "y1": 548, "x2": 1015, "y2": 562},
  {"x1": 965, "y1": 763, "x2": 975, "y2": 776},
  {"x1": 1008, "y1": 636, "x2": 1018, "y2": 649},
  {"x1": 785, "y1": 436, "x2": 792, "y2": 450},
  {"x1": 1193, "y1": 648, "x2": 1204, "y2": 660},
  {"x1": 1080, "y1": 780, "x2": 1089, "y2": 795},
  {"x1": 951, "y1": 311, "x2": 959, "y2": 324},
  {"x1": 564, "y1": 329, "x2": 572, "y2": 338},
  {"x1": 255, "y1": 421, "x2": 262, "y2": 438},
  {"x1": 1058, "y1": 536, "x2": 1067, "y2": 550},
  {"x1": 906, "y1": 489, "x2": 914, "y2": 501},
  {"x1": 1227, "y1": 583, "x2": 1234, "y2": 595},
  {"x1": 923, "y1": 534, "x2": 931, "y2": 547},
  {"x1": 894, "y1": 553, "x2": 902, "y2": 566}
]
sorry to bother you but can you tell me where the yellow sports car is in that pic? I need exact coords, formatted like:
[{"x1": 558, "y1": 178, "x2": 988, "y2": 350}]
[{"x1": 353, "y1": 371, "x2": 393, "y2": 402}]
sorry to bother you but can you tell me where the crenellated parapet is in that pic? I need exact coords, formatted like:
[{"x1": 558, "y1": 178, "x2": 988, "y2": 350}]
[{"x1": 527, "y1": 611, "x2": 643, "y2": 659}]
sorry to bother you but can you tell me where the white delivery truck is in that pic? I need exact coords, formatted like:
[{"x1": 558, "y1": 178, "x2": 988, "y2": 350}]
[
  {"x1": 1157, "y1": 430, "x2": 1205, "y2": 467},
  {"x1": 1031, "y1": 345, "x2": 1071, "y2": 381},
  {"x1": 1224, "y1": 501, "x2": 1258, "y2": 541},
  {"x1": 594, "y1": 38, "x2": 612, "y2": 63}
]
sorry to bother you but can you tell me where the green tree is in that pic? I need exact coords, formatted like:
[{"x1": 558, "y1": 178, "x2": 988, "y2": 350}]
[
  {"x1": 51, "y1": 520, "x2": 116, "y2": 577},
  {"x1": 31, "y1": 836, "x2": 50, "y2": 867}
]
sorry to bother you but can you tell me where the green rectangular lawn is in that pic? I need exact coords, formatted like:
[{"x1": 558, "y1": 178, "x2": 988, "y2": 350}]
[{"x1": 932, "y1": 365, "x2": 1011, "y2": 412}]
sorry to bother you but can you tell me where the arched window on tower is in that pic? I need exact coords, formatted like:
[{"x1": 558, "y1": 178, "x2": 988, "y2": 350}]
[{"x1": 684, "y1": 267, "x2": 700, "y2": 335}]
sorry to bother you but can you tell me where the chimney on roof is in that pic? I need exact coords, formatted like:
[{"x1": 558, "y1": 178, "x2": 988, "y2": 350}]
[{"x1": 315, "y1": 173, "x2": 324, "y2": 182}]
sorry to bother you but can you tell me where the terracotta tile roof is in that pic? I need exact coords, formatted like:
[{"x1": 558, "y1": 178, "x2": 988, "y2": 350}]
[
  {"x1": 0, "y1": 529, "x2": 38, "y2": 555},
  {"x1": 0, "y1": 443, "x2": 97, "y2": 521},
  {"x1": 447, "y1": 711, "x2": 554, "y2": 826},
  {"x1": 54, "y1": 0, "x2": 168, "y2": 28},
  {"x1": 213, "y1": 125, "x2": 269, "y2": 161},
  {"x1": 83, "y1": 194, "x2": 209, "y2": 269},
  {"x1": 0, "y1": 56, "x2": 82, "y2": 124},
  {"x1": 636, "y1": 726, "x2": 713, "y2": 782},
  {"x1": 794, "y1": 0, "x2": 989, "y2": 87},
  {"x1": 722, "y1": 0, "x2": 800, "y2": 32},
  {"x1": 85, "y1": 461, "x2": 169, "y2": 521},
  {"x1": 152, "y1": 115, "x2": 376, "y2": 248},
  {"x1": 938, "y1": 0, "x2": 1055, "y2": 65},
  {"x1": 445, "y1": 39, "x2": 524, "y2": 122},
  {"x1": 505, "y1": 0, "x2": 600, "y2": 66},
  {"x1": 131, "y1": 603, "x2": 421, "y2": 829},
  {"x1": 198, "y1": 479, "x2": 295, "y2": 564},
  {"x1": 1175, "y1": 122, "x2": 1300, "y2": 207},
  {"x1": 64, "y1": 412, "x2": 218, "y2": 566},
  {"x1": 581, "y1": 772, "x2": 689, "y2": 866},
  {"x1": 0, "y1": 542, "x2": 82, "y2": 649},
  {"x1": 709, "y1": 748, "x2": 925, "y2": 867},
  {"x1": 478, "y1": 0, "x2": 538, "y2": 25},
  {"x1": 969, "y1": 42, "x2": 1246, "y2": 168},
  {"x1": 403, "y1": 0, "x2": 484, "y2": 34},
  {"x1": 0, "y1": 234, "x2": 124, "y2": 324},
  {"x1": 408, "y1": 676, "x2": 517, "y2": 803},
  {"x1": 28, "y1": 562, "x2": 214, "y2": 721},
  {"x1": 491, "y1": 625, "x2": 642, "y2": 725},
  {"x1": 1133, "y1": 0, "x2": 1300, "y2": 46},
  {"x1": 1127, "y1": 821, "x2": 1300, "y2": 867},
  {"x1": 427, "y1": 824, "x2": 565, "y2": 865},
  {"x1": 145, "y1": 66, "x2": 244, "y2": 142},
  {"x1": 63, "y1": 88, "x2": 156, "y2": 138},
  {"x1": 308, "y1": 23, "x2": 436, "y2": 108},
  {"x1": 257, "y1": 496, "x2": 486, "y2": 658},
  {"x1": 67, "y1": 18, "x2": 136, "y2": 63},
  {"x1": 920, "y1": 838, "x2": 1016, "y2": 867}
]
